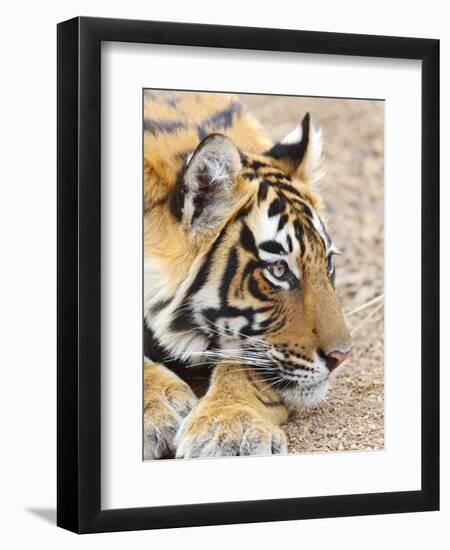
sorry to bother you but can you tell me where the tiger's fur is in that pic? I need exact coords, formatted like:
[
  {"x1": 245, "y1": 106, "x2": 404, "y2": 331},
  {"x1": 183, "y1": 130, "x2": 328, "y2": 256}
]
[{"x1": 143, "y1": 91, "x2": 351, "y2": 459}]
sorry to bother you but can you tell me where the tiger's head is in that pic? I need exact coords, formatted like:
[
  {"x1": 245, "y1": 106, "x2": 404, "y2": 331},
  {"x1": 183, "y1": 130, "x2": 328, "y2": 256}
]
[{"x1": 145, "y1": 113, "x2": 352, "y2": 409}]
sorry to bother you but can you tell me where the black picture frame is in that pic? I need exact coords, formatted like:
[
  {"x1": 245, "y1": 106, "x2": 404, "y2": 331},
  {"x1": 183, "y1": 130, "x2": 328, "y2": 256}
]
[{"x1": 57, "y1": 16, "x2": 439, "y2": 533}]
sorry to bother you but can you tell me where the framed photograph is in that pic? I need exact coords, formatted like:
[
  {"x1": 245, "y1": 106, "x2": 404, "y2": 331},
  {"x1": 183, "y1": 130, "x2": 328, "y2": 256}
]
[{"x1": 57, "y1": 17, "x2": 439, "y2": 533}]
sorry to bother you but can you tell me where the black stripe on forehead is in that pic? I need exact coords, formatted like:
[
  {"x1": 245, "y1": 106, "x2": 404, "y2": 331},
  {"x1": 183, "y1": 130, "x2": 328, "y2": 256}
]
[
  {"x1": 256, "y1": 179, "x2": 302, "y2": 210},
  {"x1": 240, "y1": 155, "x2": 269, "y2": 170},
  {"x1": 258, "y1": 180, "x2": 269, "y2": 203},
  {"x1": 268, "y1": 195, "x2": 287, "y2": 217},
  {"x1": 249, "y1": 159, "x2": 271, "y2": 171},
  {"x1": 240, "y1": 223, "x2": 258, "y2": 256},
  {"x1": 298, "y1": 207, "x2": 332, "y2": 252},
  {"x1": 277, "y1": 214, "x2": 289, "y2": 232},
  {"x1": 290, "y1": 198, "x2": 314, "y2": 219},
  {"x1": 241, "y1": 171, "x2": 258, "y2": 181},
  {"x1": 293, "y1": 219, "x2": 306, "y2": 256},
  {"x1": 301, "y1": 219, "x2": 328, "y2": 256},
  {"x1": 289, "y1": 199, "x2": 330, "y2": 251},
  {"x1": 269, "y1": 180, "x2": 304, "y2": 198},
  {"x1": 260, "y1": 171, "x2": 289, "y2": 181},
  {"x1": 286, "y1": 234, "x2": 293, "y2": 253},
  {"x1": 259, "y1": 240, "x2": 287, "y2": 255}
]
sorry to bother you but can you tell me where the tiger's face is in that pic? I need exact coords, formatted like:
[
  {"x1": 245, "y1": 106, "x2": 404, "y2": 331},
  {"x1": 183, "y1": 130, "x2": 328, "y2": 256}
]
[{"x1": 145, "y1": 113, "x2": 352, "y2": 409}]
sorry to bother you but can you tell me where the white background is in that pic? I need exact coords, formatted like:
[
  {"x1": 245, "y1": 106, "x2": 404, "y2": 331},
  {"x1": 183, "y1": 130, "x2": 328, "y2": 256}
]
[
  {"x1": 102, "y1": 43, "x2": 421, "y2": 509},
  {"x1": 0, "y1": 1, "x2": 448, "y2": 548}
]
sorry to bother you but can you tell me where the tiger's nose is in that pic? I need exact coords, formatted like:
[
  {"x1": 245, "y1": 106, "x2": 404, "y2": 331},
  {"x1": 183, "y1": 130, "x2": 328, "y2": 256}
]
[{"x1": 323, "y1": 348, "x2": 352, "y2": 371}]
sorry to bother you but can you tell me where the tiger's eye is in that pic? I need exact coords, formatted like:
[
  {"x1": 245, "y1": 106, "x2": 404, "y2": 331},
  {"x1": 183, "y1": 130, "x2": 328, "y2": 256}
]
[{"x1": 270, "y1": 260, "x2": 288, "y2": 279}]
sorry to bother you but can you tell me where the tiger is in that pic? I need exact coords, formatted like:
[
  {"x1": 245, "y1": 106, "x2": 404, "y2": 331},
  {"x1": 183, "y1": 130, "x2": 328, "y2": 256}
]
[{"x1": 143, "y1": 90, "x2": 352, "y2": 459}]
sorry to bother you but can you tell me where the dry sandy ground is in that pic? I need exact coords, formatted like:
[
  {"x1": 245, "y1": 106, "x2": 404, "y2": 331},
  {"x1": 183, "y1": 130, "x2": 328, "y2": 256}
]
[{"x1": 242, "y1": 94, "x2": 385, "y2": 453}]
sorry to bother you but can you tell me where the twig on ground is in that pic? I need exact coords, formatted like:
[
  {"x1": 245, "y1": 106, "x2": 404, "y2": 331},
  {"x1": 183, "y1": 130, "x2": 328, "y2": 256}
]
[
  {"x1": 350, "y1": 302, "x2": 384, "y2": 336},
  {"x1": 345, "y1": 293, "x2": 384, "y2": 317}
]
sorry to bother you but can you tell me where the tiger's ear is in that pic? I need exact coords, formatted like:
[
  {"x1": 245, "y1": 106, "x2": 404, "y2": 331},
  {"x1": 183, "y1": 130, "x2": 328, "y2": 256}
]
[
  {"x1": 170, "y1": 134, "x2": 242, "y2": 232},
  {"x1": 264, "y1": 113, "x2": 324, "y2": 184}
]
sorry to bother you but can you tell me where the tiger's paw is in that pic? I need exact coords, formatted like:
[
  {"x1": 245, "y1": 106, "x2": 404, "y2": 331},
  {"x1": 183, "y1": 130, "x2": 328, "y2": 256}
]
[
  {"x1": 175, "y1": 404, "x2": 287, "y2": 458},
  {"x1": 144, "y1": 378, "x2": 198, "y2": 460}
]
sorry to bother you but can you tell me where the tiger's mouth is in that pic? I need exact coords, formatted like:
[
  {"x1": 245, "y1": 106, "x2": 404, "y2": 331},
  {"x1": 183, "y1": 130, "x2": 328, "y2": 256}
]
[
  {"x1": 263, "y1": 350, "x2": 330, "y2": 385},
  {"x1": 259, "y1": 355, "x2": 331, "y2": 409},
  {"x1": 193, "y1": 341, "x2": 330, "y2": 405},
  {"x1": 265, "y1": 368, "x2": 329, "y2": 390}
]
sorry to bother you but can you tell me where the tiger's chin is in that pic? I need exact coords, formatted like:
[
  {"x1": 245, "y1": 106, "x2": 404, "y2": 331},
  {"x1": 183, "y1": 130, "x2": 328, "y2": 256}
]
[{"x1": 279, "y1": 379, "x2": 329, "y2": 411}]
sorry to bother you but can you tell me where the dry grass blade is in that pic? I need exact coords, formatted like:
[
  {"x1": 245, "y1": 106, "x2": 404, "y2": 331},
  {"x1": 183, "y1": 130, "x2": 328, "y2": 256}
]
[
  {"x1": 350, "y1": 302, "x2": 384, "y2": 337},
  {"x1": 345, "y1": 293, "x2": 384, "y2": 317}
]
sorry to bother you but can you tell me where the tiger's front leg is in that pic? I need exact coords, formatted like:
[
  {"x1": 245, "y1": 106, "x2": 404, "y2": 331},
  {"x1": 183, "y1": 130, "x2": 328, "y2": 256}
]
[
  {"x1": 144, "y1": 358, "x2": 198, "y2": 459},
  {"x1": 175, "y1": 365, "x2": 288, "y2": 458}
]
